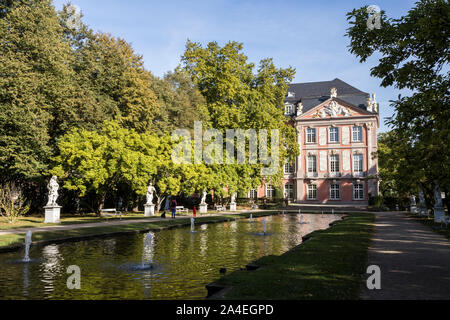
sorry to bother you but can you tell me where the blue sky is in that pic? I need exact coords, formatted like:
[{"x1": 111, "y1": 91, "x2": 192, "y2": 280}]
[{"x1": 52, "y1": 0, "x2": 417, "y2": 132}]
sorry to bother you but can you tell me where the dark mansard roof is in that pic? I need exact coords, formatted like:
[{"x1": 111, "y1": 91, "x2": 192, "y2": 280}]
[{"x1": 284, "y1": 78, "x2": 371, "y2": 113}]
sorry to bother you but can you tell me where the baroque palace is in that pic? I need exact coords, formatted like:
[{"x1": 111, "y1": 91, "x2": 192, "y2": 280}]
[{"x1": 251, "y1": 78, "x2": 379, "y2": 205}]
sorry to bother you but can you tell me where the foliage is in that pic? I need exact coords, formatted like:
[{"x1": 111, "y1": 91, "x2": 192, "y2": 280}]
[
  {"x1": 346, "y1": 1, "x2": 450, "y2": 206},
  {"x1": 180, "y1": 40, "x2": 299, "y2": 198},
  {"x1": 52, "y1": 121, "x2": 159, "y2": 213},
  {"x1": 0, "y1": 182, "x2": 29, "y2": 223}
]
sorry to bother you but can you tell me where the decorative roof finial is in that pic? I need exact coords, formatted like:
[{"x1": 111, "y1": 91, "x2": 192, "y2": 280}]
[{"x1": 330, "y1": 87, "x2": 337, "y2": 98}]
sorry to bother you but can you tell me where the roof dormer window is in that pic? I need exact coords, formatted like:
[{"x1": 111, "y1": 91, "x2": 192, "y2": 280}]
[
  {"x1": 287, "y1": 92, "x2": 295, "y2": 98},
  {"x1": 284, "y1": 103, "x2": 293, "y2": 115}
]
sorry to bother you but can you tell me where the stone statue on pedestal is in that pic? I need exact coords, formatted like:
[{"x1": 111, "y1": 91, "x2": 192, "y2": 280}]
[
  {"x1": 410, "y1": 194, "x2": 416, "y2": 206},
  {"x1": 433, "y1": 181, "x2": 446, "y2": 223},
  {"x1": 146, "y1": 183, "x2": 156, "y2": 205},
  {"x1": 418, "y1": 189, "x2": 426, "y2": 215},
  {"x1": 201, "y1": 191, "x2": 207, "y2": 205},
  {"x1": 231, "y1": 192, "x2": 237, "y2": 204},
  {"x1": 46, "y1": 176, "x2": 59, "y2": 206}
]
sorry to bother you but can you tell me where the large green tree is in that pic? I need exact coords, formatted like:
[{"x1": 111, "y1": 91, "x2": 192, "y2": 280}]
[
  {"x1": 52, "y1": 121, "x2": 160, "y2": 214},
  {"x1": 180, "y1": 40, "x2": 299, "y2": 195},
  {"x1": 346, "y1": 0, "x2": 450, "y2": 205}
]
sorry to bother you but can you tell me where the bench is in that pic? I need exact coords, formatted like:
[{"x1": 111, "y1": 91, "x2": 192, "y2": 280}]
[
  {"x1": 175, "y1": 206, "x2": 188, "y2": 213},
  {"x1": 216, "y1": 205, "x2": 225, "y2": 211},
  {"x1": 101, "y1": 208, "x2": 122, "y2": 220}
]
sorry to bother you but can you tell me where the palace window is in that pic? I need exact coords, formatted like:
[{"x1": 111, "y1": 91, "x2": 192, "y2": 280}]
[
  {"x1": 306, "y1": 128, "x2": 316, "y2": 143},
  {"x1": 284, "y1": 183, "x2": 294, "y2": 199},
  {"x1": 284, "y1": 162, "x2": 294, "y2": 174},
  {"x1": 352, "y1": 126, "x2": 363, "y2": 142},
  {"x1": 284, "y1": 103, "x2": 293, "y2": 115},
  {"x1": 330, "y1": 154, "x2": 340, "y2": 173},
  {"x1": 329, "y1": 127, "x2": 339, "y2": 143},
  {"x1": 330, "y1": 184, "x2": 340, "y2": 200},
  {"x1": 307, "y1": 184, "x2": 317, "y2": 200},
  {"x1": 307, "y1": 155, "x2": 317, "y2": 173},
  {"x1": 249, "y1": 189, "x2": 257, "y2": 199},
  {"x1": 353, "y1": 183, "x2": 364, "y2": 200},
  {"x1": 266, "y1": 184, "x2": 274, "y2": 198},
  {"x1": 353, "y1": 154, "x2": 363, "y2": 172}
]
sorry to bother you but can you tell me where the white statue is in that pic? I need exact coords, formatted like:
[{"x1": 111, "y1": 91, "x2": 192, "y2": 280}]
[
  {"x1": 201, "y1": 191, "x2": 207, "y2": 205},
  {"x1": 434, "y1": 183, "x2": 443, "y2": 208},
  {"x1": 410, "y1": 194, "x2": 416, "y2": 206},
  {"x1": 330, "y1": 87, "x2": 337, "y2": 98},
  {"x1": 296, "y1": 102, "x2": 303, "y2": 116},
  {"x1": 231, "y1": 192, "x2": 237, "y2": 204},
  {"x1": 146, "y1": 183, "x2": 156, "y2": 205},
  {"x1": 46, "y1": 176, "x2": 59, "y2": 206},
  {"x1": 321, "y1": 101, "x2": 351, "y2": 118}
]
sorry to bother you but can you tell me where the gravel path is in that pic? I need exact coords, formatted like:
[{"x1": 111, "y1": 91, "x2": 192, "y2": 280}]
[{"x1": 360, "y1": 211, "x2": 450, "y2": 300}]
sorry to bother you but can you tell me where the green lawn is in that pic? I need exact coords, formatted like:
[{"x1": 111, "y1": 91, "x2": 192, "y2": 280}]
[{"x1": 211, "y1": 211, "x2": 375, "y2": 300}]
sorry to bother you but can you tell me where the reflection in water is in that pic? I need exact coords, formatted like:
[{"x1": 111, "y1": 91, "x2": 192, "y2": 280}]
[
  {"x1": 40, "y1": 244, "x2": 62, "y2": 296},
  {"x1": 0, "y1": 214, "x2": 341, "y2": 300},
  {"x1": 23, "y1": 263, "x2": 29, "y2": 297}
]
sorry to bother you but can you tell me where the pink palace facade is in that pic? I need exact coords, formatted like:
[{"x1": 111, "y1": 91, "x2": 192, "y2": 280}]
[{"x1": 249, "y1": 78, "x2": 379, "y2": 205}]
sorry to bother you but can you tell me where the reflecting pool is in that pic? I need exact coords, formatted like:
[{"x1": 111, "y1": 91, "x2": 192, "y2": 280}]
[{"x1": 0, "y1": 213, "x2": 341, "y2": 299}]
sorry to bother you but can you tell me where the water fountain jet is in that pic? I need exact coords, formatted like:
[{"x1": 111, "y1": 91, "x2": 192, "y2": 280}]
[{"x1": 23, "y1": 231, "x2": 32, "y2": 262}]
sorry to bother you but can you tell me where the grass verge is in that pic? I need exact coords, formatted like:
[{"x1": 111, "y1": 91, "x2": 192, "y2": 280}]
[{"x1": 210, "y1": 211, "x2": 375, "y2": 300}]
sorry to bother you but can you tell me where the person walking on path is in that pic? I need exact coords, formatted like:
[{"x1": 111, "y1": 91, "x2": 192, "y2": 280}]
[{"x1": 170, "y1": 198, "x2": 177, "y2": 219}]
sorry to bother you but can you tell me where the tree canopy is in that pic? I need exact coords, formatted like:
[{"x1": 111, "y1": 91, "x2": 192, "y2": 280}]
[{"x1": 346, "y1": 0, "x2": 450, "y2": 206}]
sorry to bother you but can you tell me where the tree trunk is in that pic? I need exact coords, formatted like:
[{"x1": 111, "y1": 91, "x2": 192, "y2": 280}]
[{"x1": 96, "y1": 193, "x2": 106, "y2": 216}]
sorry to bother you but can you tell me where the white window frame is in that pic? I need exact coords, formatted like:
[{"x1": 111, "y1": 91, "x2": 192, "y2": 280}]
[
  {"x1": 249, "y1": 189, "x2": 257, "y2": 199},
  {"x1": 284, "y1": 103, "x2": 293, "y2": 115},
  {"x1": 330, "y1": 183, "x2": 340, "y2": 200},
  {"x1": 307, "y1": 155, "x2": 317, "y2": 173},
  {"x1": 329, "y1": 127, "x2": 339, "y2": 143},
  {"x1": 353, "y1": 154, "x2": 363, "y2": 173},
  {"x1": 306, "y1": 128, "x2": 316, "y2": 143},
  {"x1": 330, "y1": 154, "x2": 340, "y2": 173},
  {"x1": 266, "y1": 184, "x2": 274, "y2": 198},
  {"x1": 353, "y1": 183, "x2": 364, "y2": 200},
  {"x1": 352, "y1": 126, "x2": 363, "y2": 142},
  {"x1": 307, "y1": 184, "x2": 317, "y2": 200},
  {"x1": 284, "y1": 183, "x2": 294, "y2": 200},
  {"x1": 284, "y1": 162, "x2": 294, "y2": 174}
]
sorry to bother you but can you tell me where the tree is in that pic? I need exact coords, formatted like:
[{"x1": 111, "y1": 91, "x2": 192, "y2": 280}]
[
  {"x1": 180, "y1": 40, "x2": 299, "y2": 194},
  {"x1": 346, "y1": 1, "x2": 450, "y2": 204},
  {"x1": 79, "y1": 33, "x2": 159, "y2": 132},
  {"x1": 150, "y1": 70, "x2": 209, "y2": 135},
  {"x1": 0, "y1": 0, "x2": 78, "y2": 181},
  {"x1": 52, "y1": 121, "x2": 159, "y2": 214},
  {"x1": 0, "y1": 182, "x2": 29, "y2": 223}
]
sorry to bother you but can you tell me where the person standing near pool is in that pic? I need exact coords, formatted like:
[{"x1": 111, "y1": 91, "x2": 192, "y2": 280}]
[{"x1": 170, "y1": 198, "x2": 177, "y2": 219}]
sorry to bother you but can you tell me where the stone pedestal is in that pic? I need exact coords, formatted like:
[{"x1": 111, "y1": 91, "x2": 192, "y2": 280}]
[
  {"x1": 434, "y1": 206, "x2": 446, "y2": 223},
  {"x1": 229, "y1": 203, "x2": 237, "y2": 211},
  {"x1": 199, "y1": 203, "x2": 207, "y2": 214},
  {"x1": 44, "y1": 205, "x2": 61, "y2": 223},
  {"x1": 144, "y1": 204, "x2": 155, "y2": 217}
]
